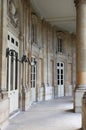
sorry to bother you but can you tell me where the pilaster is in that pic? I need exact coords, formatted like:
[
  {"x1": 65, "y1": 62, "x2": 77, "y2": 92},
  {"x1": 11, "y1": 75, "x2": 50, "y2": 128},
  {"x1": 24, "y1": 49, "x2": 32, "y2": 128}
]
[{"x1": 18, "y1": 0, "x2": 31, "y2": 111}]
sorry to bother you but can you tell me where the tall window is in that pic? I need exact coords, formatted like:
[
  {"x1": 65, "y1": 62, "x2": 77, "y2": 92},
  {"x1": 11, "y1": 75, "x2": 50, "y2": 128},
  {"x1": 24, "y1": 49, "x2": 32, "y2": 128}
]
[
  {"x1": 10, "y1": 55, "x2": 14, "y2": 90},
  {"x1": 58, "y1": 38, "x2": 63, "y2": 53},
  {"x1": 31, "y1": 57, "x2": 36, "y2": 88},
  {"x1": 15, "y1": 52, "x2": 18, "y2": 90},
  {"x1": 7, "y1": 32, "x2": 19, "y2": 91},
  {"x1": 8, "y1": 51, "x2": 18, "y2": 91},
  {"x1": 57, "y1": 62, "x2": 64, "y2": 86}
]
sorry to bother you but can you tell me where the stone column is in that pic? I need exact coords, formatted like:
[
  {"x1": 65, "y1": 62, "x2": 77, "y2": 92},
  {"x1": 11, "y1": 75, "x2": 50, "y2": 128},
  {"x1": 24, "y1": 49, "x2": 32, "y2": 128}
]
[
  {"x1": 74, "y1": 0, "x2": 86, "y2": 112},
  {"x1": 0, "y1": 0, "x2": 8, "y2": 92}
]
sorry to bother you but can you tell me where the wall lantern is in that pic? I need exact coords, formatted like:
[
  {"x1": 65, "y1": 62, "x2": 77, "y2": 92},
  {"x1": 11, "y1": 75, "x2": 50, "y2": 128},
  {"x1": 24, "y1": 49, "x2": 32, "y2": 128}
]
[{"x1": 6, "y1": 48, "x2": 35, "y2": 65}]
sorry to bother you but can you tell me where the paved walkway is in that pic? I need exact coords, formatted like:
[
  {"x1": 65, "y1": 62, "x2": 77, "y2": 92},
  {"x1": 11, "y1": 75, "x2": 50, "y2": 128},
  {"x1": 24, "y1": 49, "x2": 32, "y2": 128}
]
[{"x1": 5, "y1": 97, "x2": 81, "y2": 130}]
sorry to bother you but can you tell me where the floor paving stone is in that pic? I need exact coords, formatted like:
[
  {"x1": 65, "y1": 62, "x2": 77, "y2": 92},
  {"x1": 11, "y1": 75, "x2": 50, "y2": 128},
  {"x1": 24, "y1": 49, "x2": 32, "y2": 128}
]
[{"x1": 5, "y1": 96, "x2": 81, "y2": 130}]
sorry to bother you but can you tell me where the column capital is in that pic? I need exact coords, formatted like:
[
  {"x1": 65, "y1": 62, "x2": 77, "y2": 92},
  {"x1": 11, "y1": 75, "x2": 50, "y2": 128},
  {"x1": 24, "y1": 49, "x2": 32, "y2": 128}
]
[{"x1": 74, "y1": 0, "x2": 86, "y2": 7}]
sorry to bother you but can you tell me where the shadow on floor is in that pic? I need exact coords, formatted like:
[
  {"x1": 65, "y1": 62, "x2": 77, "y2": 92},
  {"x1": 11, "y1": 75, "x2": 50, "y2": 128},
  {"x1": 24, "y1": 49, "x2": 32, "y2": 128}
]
[
  {"x1": 65, "y1": 109, "x2": 74, "y2": 113},
  {"x1": 76, "y1": 128, "x2": 82, "y2": 130}
]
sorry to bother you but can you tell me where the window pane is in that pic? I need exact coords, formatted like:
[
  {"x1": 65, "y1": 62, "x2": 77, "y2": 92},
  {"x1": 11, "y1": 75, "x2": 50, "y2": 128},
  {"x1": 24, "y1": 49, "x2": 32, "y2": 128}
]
[
  {"x1": 33, "y1": 81, "x2": 35, "y2": 87},
  {"x1": 61, "y1": 63, "x2": 63, "y2": 67},
  {"x1": 16, "y1": 41, "x2": 18, "y2": 46},
  {"x1": 10, "y1": 56, "x2": 14, "y2": 90},
  {"x1": 8, "y1": 35, "x2": 10, "y2": 40},
  {"x1": 61, "y1": 69, "x2": 63, "y2": 74},
  {"x1": 31, "y1": 74, "x2": 32, "y2": 80},
  {"x1": 61, "y1": 80, "x2": 63, "y2": 85},
  {"x1": 11, "y1": 38, "x2": 14, "y2": 44},
  {"x1": 7, "y1": 56, "x2": 9, "y2": 91},
  {"x1": 33, "y1": 74, "x2": 35, "y2": 80},
  {"x1": 58, "y1": 38, "x2": 62, "y2": 53},
  {"x1": 31, "y1": 58, "x2": 36, "y2": 88},
  {"x1": 34, "y1": 67, "x2": 35, "y2": 73},
  {"x1": 57, "y1": 63, "x2": 59, "y2": 66},
  {"x1": 61, "y1": 75, "x2": 63, "y2": 79},
  {"x1": 58, "y1": 80, "x2": 59, "y2": 85},
  {"x1": 31, "y1": 81, "x2": 32, "y2": 88},
  {"x1": 15, "y1": 52, "x2": 18, "y2": 90}
]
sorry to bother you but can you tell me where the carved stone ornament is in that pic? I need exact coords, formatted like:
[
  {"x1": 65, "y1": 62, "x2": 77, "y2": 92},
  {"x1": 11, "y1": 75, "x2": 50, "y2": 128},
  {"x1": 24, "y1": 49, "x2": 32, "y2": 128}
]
[
  {"x1": 74, "y1": 0, "x2": 86, "y2": 7},
  {"x1": 8, "y1": 0, "x2": 19, "y2": 27}
]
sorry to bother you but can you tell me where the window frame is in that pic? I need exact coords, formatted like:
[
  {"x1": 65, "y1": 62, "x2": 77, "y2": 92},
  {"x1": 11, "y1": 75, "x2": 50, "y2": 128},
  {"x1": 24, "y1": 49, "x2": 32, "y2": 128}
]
[
  {"x1": 31, "y1": 57, "x2": 36, "y2": 88},
  {"x1": 57, "y1": 37, "x2": 63, "y2": 53}
]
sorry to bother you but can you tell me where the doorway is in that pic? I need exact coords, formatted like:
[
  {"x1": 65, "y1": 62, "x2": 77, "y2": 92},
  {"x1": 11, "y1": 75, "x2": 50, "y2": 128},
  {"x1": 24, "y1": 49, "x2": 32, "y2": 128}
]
[
  {"x1": 7, "y1": 32, "x2": 19, "y2": 113},
  {"x1": 57, "y1": 62, "x2": 64, "y2": 97}
]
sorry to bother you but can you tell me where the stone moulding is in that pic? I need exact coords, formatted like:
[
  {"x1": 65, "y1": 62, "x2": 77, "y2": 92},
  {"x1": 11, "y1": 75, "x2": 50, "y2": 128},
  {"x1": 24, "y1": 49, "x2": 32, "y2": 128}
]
[{"x1": 74, "y1": 0, "x2": 86, "y2": 7}]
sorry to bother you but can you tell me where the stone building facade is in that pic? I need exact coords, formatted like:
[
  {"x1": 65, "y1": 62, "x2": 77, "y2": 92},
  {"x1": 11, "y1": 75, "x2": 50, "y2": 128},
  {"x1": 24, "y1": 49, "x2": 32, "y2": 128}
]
[{"x1": 0, "y1": 0, "x2": 77, "y2": 129}]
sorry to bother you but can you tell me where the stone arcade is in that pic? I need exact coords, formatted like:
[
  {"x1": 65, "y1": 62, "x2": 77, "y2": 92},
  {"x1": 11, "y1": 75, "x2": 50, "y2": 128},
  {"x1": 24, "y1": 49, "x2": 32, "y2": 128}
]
[{"x1": 0, "y1": 0, "x2": 86, "y2": 129}]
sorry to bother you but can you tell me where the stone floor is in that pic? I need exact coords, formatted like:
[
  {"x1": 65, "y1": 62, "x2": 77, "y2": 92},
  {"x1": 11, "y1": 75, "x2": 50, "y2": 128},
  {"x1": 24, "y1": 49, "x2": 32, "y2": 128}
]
[{"x1": 5, "y1": 96, "x2": 81, "y2": 130}]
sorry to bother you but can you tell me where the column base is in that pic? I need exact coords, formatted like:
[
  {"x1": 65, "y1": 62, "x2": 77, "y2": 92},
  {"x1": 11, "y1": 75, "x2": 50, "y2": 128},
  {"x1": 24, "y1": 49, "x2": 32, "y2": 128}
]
[
  {"x1": 74, "y1": 85, "x2": 86, "y2": 113},
  {"x1": 45, "y1": 84, "x2": 54, "y2": 100}
]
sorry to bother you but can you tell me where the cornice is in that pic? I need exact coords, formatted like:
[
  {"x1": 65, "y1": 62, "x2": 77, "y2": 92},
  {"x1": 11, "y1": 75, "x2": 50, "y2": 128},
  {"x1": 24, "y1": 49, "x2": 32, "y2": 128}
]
[
  {"x1": 74, "y1": 0, "x2": 86, "y2": 7},
  {"x1": 46, "y1": 16, "x2": 76, "y2": 22}
]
